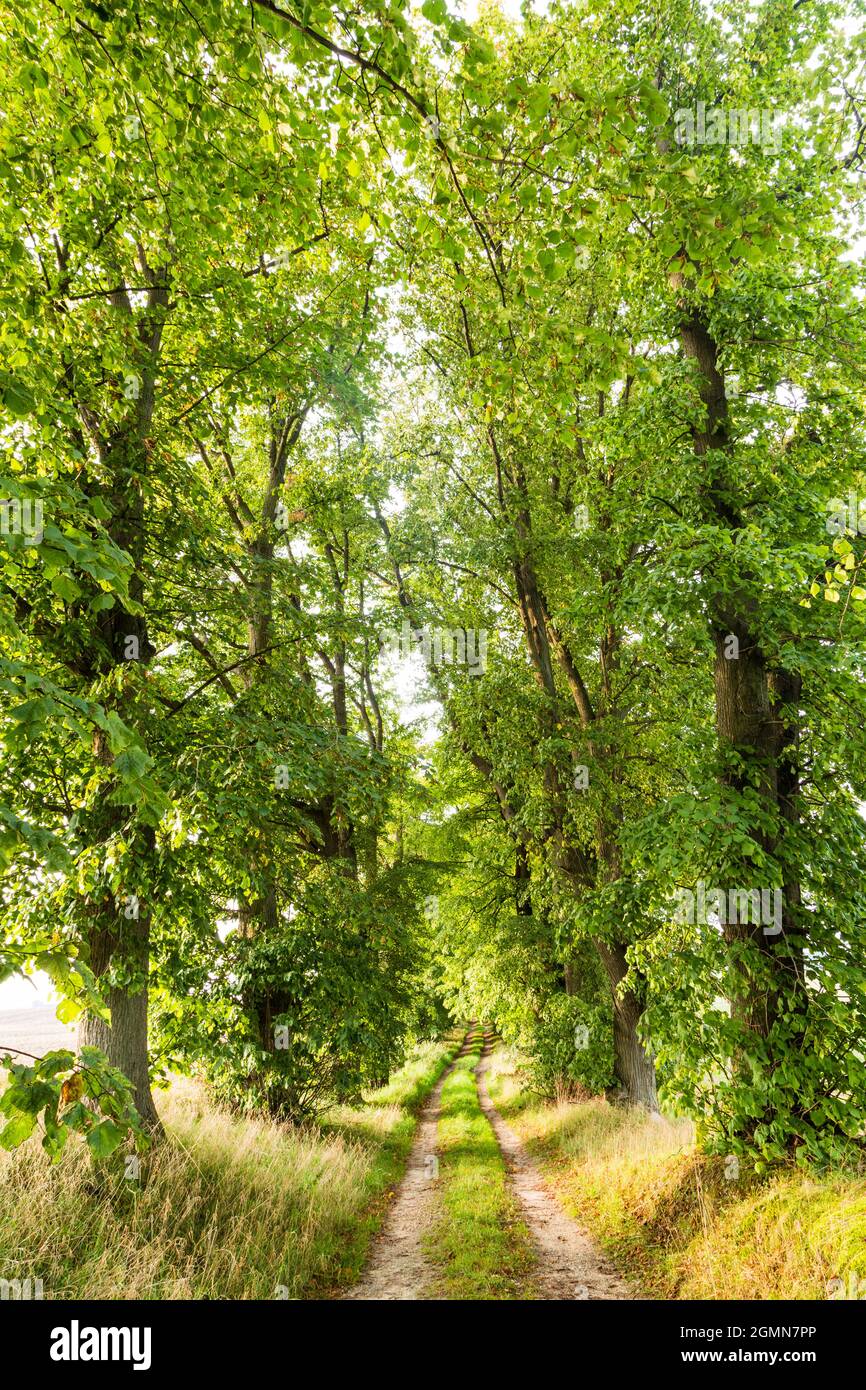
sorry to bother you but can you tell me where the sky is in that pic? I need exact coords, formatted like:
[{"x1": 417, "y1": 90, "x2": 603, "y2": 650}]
[
  {"x1": 460, "y1": 0, "x2": 528, "y2": 17},
  {"x1": 2, "y1": 968, "x2": 49, "y2": 1009}
]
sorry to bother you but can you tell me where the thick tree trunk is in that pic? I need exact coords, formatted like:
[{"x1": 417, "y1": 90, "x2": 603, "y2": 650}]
[
  {"x1": 77, "y1": 453, "x2": 161, "y2": 1132},
  {"x1": 676, "y1": 293, "x2": 805, "y2": 1060},
  {"x1": 557, "y1": 837, "x2": 658, "y2": 1108},
  {"x1": 74, "y1": 262, "x2": 168, "y2": 1131},
  {"x1": 595, "y1": 938, "x2": 659, "y2": 1111},
  {"x1": 77, "y1": 753, "x2": 162, "y2": 1132},
  {"x1": 78, "y1": 914, "x2": 161, "y2": 1132}
]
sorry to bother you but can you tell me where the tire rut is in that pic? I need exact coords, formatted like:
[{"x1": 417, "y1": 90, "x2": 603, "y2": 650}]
[
  {"x1": 476, "y1": 1038, "x2": 638, "y2": 1301},
  {"x1": 343, "y1": 1031, "x2": 472, "y2": 1301}
]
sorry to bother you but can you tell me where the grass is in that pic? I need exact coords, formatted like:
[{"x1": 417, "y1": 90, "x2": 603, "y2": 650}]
[
  {"x1": 0, "y1": 1034, "x2": 462, "y2": 1300},
  {"x1": 424, "y1": 1026, "x2": 538, "y2": 1300},
  {"x1": 486, "y1": 1047, "x2": 866, "y2": 1301}
]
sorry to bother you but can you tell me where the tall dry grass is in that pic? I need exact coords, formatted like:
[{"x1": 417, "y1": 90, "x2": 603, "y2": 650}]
[
  {"x1": 486, "y1": 1047, "x2": 866, "y2": 1301},
  {"x1": 0, "y1": 1038, "x2": 457, "y2": 1300}
]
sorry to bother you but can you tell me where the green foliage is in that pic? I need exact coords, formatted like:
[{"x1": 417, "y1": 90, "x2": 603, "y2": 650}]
[
  {"x1": 0, "y1": 1046, "x2": 145, "y2": 1162},
  {"x1": 177, "y1": 867, "x2": 430, "y2": 1120},
  {"x1": 1, "y1": 0, "x2": 865, "y2": 1185},
  {"x1": 523, "y1": 992, "x2": 614, "y2": 1100}
]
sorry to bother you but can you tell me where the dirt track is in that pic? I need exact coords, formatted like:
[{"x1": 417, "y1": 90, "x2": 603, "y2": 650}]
[
  {"x1": 346, "y1": 1030, "x2": 638, "y2": 1301},
  {"x1": 342, "y1": 1036, "x2": 472, "y2": 1300}
]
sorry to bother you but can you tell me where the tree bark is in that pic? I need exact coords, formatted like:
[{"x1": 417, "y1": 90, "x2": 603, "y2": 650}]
[
  {"x1": 512, "y1": 508, "x2": 659, "y2": 1110},
  {"x1": 79, "y1": 913, "x2": 160, "y2": 1131},
  {"x1": 675, "y1": 291, "x2": 805, "y2": 1055},
  {"x1": 594, "y1": 938, "x2": 659, "y2": 1110},
  {"x1": 74, "y1": 261, "x2": 169, "y2": 1131}
]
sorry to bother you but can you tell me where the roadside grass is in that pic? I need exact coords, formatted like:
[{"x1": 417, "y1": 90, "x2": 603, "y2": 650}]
[
  {"x1": 425, "y1": 1027, "x2": 538, "y2": 1300},
  {"x1": 0, "y1": 1033, "x2": 462, "y2": 1300},
  {"x1": 486, "y1": 1047, "x2": 866, "y2": 1301}
]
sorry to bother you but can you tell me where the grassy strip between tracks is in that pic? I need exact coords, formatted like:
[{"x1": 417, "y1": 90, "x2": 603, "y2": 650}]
[{"x1": 425, "y1": 1026, "x2": 538, "y2": 1300}]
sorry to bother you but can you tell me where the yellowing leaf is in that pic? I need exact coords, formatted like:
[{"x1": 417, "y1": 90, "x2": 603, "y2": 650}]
[{"x1": 60, "y1": 1072, "x2": 85, "y2": 1106}]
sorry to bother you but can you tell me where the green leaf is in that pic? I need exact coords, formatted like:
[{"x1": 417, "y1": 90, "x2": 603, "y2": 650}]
[{"x1": 85, "y1": 1118, "x2": 127, "y2": 1158}]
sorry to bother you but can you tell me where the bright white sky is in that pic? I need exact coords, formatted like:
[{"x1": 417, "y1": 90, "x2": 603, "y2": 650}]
[{"x1": 459, "y1": 0, "x2": 528, "y2": 17}]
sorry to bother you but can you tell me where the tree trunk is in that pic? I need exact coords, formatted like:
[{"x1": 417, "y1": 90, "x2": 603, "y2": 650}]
[
  {"x1": 78, "y1": 913, "x2": 161, "y2": 1132},
  {"x1": 595, "y1": 938, "x2": 659, "y2": 1111},
  {"x1": 511, "y1": 508, "x2": 660, "y2": 1110},
  {"x1": 74, "y1": 261, "x2": 169, "y2": 1131},
  {"x1": 676, "y1": 292, "x2": 806, "y2": 1066}
]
